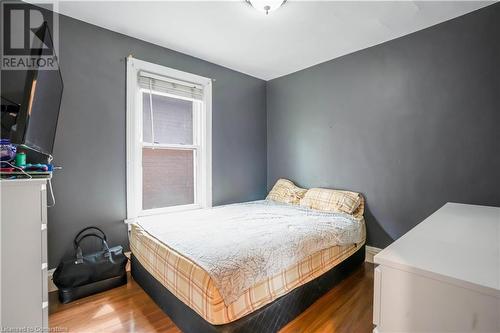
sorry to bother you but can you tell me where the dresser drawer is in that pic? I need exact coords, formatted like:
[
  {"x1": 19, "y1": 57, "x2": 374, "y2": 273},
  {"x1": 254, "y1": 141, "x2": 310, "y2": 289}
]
[
  {"x1": 42, "y1": 301, "x2": 49, "y2": 329},
  {"x1": 1, "y1": 180, "x2": 48, "y2": 327},
  {"x1": 40, "y1": 184, "x2": 47, "y2": 225},
  {"x1": 41, "y1": 224, "x2": 48, "y2": 264},
  {"x1": 375, "y1": 265, "x2": 499, "y2": 332},
  {"x1": 42, "y1": 264, "x2": 48, "y2": 302}
]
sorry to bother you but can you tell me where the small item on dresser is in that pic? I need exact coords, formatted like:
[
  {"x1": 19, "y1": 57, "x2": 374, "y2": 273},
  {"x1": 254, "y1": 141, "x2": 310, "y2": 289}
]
[
  {"x1": 53, "y1": 226, "x2": 128, "y2": 303},
  {"x1": 0, "y1": 139, "x2": 16, "y2": 161},
  {"x1": 24, "y1": 163, "x2": 50, "y2": 172},
  {"x1": 14, "y1": 151, "x2": 26, "y2": 166}
]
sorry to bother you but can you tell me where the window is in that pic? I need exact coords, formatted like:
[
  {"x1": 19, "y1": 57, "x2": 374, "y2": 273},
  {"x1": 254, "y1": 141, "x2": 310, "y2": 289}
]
[{"x1": 126, "y1": 57, "x2": 212, "y2": 218}]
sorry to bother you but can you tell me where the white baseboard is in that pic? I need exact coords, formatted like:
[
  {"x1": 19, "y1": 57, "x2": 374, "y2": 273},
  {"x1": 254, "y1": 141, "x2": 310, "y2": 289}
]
[
  {"x1": 48, "y1": 251, "x2": 132, "y2": 292},
  {"x1": 365, "y1": 246, "x2": 382, "y2": 264}
]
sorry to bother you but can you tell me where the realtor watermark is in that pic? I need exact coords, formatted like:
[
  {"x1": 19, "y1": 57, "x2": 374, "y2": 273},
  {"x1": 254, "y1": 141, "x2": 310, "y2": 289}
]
[
  {"x1": 0, "y1": 327, "x2": 67, "y2": 332},
  {"x1": 1, "y1": 1, "x2": 59, "y2": 70}
]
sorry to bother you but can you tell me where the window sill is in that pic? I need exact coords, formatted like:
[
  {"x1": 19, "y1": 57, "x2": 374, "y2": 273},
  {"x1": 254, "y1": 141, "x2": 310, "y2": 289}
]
[{"x1": 124, "y1": 203, "x2": 207, "y2": 224}]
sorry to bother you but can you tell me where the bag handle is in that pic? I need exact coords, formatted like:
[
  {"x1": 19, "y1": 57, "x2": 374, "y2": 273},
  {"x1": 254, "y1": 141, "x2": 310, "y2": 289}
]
[
  {"x1": 74, "y1": 233, "x2": 113, "y2": 264},
  {"x1": 73, "y1": 226, "x2": 107, "y2": 249}
]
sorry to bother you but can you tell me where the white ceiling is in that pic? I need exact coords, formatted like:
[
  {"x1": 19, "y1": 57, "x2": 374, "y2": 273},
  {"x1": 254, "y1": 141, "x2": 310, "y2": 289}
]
[{"x1": 54, "y1": 1, "x2": 493, "y2": 80}]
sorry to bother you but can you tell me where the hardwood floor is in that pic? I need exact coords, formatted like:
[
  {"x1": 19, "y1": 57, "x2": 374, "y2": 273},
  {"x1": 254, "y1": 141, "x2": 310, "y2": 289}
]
[{"x1": 49, "y1": 262, "x2": 374, "y2": 333}]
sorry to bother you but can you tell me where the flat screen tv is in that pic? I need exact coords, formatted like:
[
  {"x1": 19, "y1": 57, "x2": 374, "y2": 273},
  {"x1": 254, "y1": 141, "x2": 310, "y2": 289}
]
[{"x1": 6, "y1": 22, "x2": 63, "y2": 157}]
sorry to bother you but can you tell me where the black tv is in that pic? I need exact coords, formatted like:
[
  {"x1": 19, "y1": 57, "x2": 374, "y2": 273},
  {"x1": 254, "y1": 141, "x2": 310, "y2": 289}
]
[{"x1": 8, "y1": 22, "x2": 63, "y2": 157}]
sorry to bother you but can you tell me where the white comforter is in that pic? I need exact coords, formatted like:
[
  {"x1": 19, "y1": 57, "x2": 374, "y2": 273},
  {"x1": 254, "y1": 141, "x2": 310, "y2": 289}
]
[{"x1": 136, "y1": 200, "x2": 364, "y2": 305}]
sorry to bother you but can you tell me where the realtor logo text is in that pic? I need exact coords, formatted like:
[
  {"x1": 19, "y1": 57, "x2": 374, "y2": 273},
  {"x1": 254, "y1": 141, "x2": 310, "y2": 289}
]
[{"x1": 1, "y1": 1, "x2": 59, "y2": 70}]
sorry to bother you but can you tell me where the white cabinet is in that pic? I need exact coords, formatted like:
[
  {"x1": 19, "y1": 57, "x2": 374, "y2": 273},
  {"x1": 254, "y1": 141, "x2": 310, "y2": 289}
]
[
  {"x1": 0, "y1": 179, "x2": 49, "y2": 329},
  {"x1": 373, "y1": 203, "x2": 500, "y2": 333}
]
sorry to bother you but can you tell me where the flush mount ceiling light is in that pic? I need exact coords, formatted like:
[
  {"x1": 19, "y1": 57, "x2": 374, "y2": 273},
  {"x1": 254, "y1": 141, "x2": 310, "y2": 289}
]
[{"x1": 246, "y1": 0, "x2": 287, "y2": 15}]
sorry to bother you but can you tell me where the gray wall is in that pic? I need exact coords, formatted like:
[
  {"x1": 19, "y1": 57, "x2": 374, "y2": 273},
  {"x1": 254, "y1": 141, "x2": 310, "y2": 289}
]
[
  {"x1": 2, "y1": 11, "x2": 267, "y2": 267},
  {"x1": 267, "y1": 3, "x2": 500, "y2": 248},
  {"x1": 3, "y1": 2, "x2": 499, "y2": 263}
]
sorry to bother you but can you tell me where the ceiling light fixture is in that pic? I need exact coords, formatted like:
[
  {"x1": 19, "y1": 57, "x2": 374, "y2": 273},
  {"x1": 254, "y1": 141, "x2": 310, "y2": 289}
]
[{"x1": 246, "y1": 0, "x2": 287, "y2": 15}]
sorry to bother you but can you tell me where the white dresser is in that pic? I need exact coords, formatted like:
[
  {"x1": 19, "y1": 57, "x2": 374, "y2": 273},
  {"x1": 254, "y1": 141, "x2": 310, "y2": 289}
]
[
  {"x1": 0, "y1": 179, "x2": 49, "y2": 329},
  {"x1": 373, "y1": 203, "x2": 500, "y2": 333}
]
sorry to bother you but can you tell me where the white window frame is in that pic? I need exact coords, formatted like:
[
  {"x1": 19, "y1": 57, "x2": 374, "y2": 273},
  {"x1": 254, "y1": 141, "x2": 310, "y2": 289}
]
[{"x1": 126, "y1": 57, "x2": 212, "y2": 219}]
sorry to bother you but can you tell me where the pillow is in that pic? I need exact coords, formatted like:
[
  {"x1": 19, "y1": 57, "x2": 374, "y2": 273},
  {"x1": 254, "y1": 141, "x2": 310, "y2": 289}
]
[
  {"x1": 266, "y1": 179, "x2": 307, "y2": 205},
  {"x1": 352, "y1": 194, "x2": 365, "y2": 219},
  {"x1": 300, "y1": 188, "x2": 362, "y2": 215}
]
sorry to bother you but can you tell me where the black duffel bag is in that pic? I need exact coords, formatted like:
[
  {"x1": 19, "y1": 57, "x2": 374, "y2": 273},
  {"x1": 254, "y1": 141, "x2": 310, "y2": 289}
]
[{"x1": 53, "y1": 226, "x2": 128, "y2": 303}]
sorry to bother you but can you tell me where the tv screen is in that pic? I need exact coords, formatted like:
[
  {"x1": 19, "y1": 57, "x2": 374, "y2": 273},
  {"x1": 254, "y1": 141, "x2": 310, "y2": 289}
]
[
  {"x1": 20, "y1": 61, "x2": 63, "y2": 155},
  {"x1": 9, "y1": 22, "x2": 63, "y2": 156}
]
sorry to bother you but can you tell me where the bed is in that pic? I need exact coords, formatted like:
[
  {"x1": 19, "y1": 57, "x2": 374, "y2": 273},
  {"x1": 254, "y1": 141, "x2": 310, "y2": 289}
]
[{"x1": 130, "y1": 199, "x2": 366, "y2": 333}]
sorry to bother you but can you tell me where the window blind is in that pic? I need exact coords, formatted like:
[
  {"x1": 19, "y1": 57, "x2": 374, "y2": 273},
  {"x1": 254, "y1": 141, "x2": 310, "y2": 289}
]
[{"x1": 138, "y1": 71, "x2": 204, "y2": 101}]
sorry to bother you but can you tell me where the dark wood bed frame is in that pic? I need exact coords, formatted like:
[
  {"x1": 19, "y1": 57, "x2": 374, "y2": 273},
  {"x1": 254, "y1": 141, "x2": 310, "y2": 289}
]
[{"x1": 131, "y1": 244, "x2": 365, "y2": 333}]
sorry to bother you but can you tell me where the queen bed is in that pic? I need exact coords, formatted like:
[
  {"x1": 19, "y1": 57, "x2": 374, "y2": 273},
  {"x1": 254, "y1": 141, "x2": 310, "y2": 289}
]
[{"x1": 130, "y1": 181, "x2": 366, "y2": 333}]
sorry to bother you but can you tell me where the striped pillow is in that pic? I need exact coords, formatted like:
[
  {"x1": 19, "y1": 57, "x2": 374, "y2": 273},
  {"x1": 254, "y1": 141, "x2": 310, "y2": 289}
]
[
  {"x1": 266, "y1": 179, "x2": 307, "y2": 205},
  {"x1": 352, "y1": 194, "x2": 365, "y2": 219},
  {"x1": 300, "y1": 188, "x2": 361, "y2": 215}
]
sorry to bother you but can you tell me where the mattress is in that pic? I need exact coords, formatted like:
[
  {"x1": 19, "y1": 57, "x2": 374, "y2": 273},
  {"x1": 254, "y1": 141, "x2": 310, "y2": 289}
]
[{"x1": 130, "y1": 201, "x2": 365, "y2": 325}]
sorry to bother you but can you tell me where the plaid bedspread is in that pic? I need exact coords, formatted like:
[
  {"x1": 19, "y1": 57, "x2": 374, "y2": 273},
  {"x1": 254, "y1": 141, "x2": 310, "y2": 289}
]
[{"x1": 130, "y1": 220, "x2": 365, "y2": 324}]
